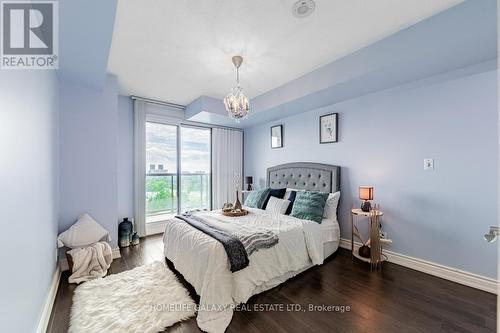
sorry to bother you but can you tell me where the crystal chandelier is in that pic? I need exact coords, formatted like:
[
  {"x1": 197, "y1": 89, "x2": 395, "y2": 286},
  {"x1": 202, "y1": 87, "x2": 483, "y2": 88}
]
[{"x1": 223, "y1": 55, "x2": 250, "y2": 121}]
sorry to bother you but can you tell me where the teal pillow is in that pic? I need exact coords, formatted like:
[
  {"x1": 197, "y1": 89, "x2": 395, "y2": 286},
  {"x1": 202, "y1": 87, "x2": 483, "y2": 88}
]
[
  {"x1": 290, "y1": 191, "x2": 329, "y2": 223},
  {"x1": 244, "y1": 188, "x2": 271, "y2": 209}
]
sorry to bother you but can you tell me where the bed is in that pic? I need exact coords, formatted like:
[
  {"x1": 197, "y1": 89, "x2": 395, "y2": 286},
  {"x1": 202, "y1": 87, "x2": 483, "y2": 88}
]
[{"x1": 162, "y1": 162, "x2": 341, "y2": 332}]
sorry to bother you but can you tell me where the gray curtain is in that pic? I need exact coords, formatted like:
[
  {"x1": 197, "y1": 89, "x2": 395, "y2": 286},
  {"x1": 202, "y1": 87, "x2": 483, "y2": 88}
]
[{"x1": 211, "y1": 128, "x2": 243, "y2": 209}]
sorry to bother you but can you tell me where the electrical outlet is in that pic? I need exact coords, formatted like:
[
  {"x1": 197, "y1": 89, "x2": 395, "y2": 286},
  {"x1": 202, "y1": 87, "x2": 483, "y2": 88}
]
[{"x1": 424, "y1": 158, "x2": 434, "y2": 170}]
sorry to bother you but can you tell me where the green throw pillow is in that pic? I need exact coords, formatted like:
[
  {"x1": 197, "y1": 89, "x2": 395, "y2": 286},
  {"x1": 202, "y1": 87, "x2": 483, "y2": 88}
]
[
  {"x1": 290, "y1": 191, "x2": 329, "y2": 223},
  {"x1": 244, "y1": 188, "x2": 271, "y2": 209}
]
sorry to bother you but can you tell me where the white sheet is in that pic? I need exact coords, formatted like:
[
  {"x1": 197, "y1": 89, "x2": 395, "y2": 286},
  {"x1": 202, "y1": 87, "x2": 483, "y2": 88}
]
[
  {"x1": 162, "y1": 208, "x2": 335, "y2": 333},
  {"x1": 321, "y1": 217, "x2": 340, "y2": 244}
]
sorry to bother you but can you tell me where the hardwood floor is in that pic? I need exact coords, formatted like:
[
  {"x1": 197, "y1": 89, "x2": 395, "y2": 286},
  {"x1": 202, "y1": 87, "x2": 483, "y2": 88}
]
[{"x1": 47, "y1": 235, "x2": 497, "y2": 333}]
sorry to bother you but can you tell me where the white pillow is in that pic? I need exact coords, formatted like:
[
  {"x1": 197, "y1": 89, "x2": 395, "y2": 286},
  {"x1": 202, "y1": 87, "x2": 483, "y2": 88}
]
[
  {"x1": 284, "y1": 188, "x2": 298, "y2": 200},
  {"x1": 265, "y1": 196, "x2": 290, "y2": 215},
  {"x1": 57, "y1": 213, "x2": 111, "y2": 248},
  {"x1": 323, "y1": 191, "x2": 341, "y2": 220}
]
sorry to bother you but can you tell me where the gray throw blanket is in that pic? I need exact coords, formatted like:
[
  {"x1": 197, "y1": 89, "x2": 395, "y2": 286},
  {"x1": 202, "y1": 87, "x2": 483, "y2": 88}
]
[{"x1": 175, "y1": 213, "x2": 278, "y2": 272}]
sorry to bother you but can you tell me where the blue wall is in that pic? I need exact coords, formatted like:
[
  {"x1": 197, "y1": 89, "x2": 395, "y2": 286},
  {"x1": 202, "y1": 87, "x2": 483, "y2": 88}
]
[
  {"x1": 244, "y1": 68, "x2": 498, "y2": 278},
  {"x1": 58, "y1": 0, "x2": 117, "y2": 89},
  {"x1": 0, "y1": 71, "x2": 59, "y2": 331},
  {"x1": 59, "y1": 75, "x2": 119, "y2": 247}
]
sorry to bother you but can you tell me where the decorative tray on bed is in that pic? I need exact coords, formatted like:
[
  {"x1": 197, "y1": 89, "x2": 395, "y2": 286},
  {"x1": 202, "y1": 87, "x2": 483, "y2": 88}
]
[{"x1": 222, "y1": 209, "x2": 249, "y2": 217}]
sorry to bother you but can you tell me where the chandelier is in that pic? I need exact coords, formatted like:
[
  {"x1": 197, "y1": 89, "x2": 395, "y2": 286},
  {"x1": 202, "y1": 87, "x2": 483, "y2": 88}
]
[{"x1": 223, "y1": 55, "x2": 250, "y2": 121}]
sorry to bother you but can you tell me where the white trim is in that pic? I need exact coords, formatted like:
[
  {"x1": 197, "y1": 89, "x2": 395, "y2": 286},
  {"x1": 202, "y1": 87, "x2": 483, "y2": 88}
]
[
  {"x1": 59, "y1": 247, "x2": 121, "y2": 272},
  {"x1": 112, "y1": 247, "x2": 122, "y2": 258},
  {"x1": 35, "y1": 265, "x2": 61, "y2": 333},
  {"x1": 339, "y1": 238, "x2": 498, "y2": 294},
  {"x1": 37, "y1": 247, "x2": 122, "y2": 332}
]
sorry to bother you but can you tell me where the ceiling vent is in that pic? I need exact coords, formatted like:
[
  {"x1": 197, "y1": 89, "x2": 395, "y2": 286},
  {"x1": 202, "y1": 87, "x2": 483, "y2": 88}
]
[{"x1": 292, "y1": 0, "x2": 316, "y2": 18}]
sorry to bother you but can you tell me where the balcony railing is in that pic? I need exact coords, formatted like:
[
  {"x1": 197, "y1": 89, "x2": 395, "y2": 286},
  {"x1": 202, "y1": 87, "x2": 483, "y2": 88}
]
[{"x1": 145, "y1": 172, "x2": 210, "y2": 221}]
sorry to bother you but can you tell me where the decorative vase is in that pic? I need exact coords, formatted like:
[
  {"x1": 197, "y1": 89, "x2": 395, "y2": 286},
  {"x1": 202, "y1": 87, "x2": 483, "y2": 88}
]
[
  {"x1": 118, "y1": 217, "x2": 133, "y2": 248},
  {"x1": 360, "y1": 200, "x2": 371, "y2": 212},
  {"x1": 359, "y1": 245, "x2": 371, "y2": 258},
  {"x1": 233, "y1": 190, "x2": 242, "y2": 210},
  {"x1": 131, "y1": 232, "x2": 140, "y2": 246}
]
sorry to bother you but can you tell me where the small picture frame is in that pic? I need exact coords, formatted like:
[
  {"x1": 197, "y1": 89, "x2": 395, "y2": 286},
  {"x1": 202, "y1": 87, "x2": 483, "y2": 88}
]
[
  {"x1": 271, "y1": 125, "x2": 283, "y2": 148},
  {"x1": 319, "y1": 113, "x2": 338, "y2": 143}
]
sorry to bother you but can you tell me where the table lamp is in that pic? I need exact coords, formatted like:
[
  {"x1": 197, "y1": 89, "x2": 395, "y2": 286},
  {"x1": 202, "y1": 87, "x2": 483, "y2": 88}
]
[
  {"x1": 245, "y1": 176, "x2": 253, "y2": 191},
  {"x1": 359, "y1": 186, "x2": 374, "y2": 212}
]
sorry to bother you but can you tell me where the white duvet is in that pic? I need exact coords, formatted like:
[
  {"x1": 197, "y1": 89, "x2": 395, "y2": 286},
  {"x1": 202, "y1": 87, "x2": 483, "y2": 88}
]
[{"x1": 162, "y1": 208, "x2": 326, "y2": 333}]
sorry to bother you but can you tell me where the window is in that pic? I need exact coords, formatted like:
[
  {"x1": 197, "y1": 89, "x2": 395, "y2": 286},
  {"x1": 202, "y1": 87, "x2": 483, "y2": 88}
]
[
  {"x1": 145, "y1": 122, "x2": 211, "y2": 225},
  {"x1": 145, "y1": 122, "x2": 178, "y2": 222},
  {"x1": 180, "y1": 126, "x2": 211, "y2": 212}
]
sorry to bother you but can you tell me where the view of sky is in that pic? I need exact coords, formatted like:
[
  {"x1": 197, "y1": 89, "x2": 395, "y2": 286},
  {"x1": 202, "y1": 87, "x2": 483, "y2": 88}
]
[{"x1": 146, "y1": 122, "x2": 211, "y2": 173}]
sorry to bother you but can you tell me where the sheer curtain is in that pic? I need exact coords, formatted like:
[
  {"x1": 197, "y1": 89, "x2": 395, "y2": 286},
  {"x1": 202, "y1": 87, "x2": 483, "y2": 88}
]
[
  {"x1": 133, "y1": 99, "x2": 147, "y2": 237},
  {"x1": 211, "y1": 128, "x2": 243, "y2": 209}
]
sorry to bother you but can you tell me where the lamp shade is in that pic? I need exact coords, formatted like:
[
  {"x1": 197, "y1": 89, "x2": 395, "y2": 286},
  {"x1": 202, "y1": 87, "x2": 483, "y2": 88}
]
[
  {"x1": 245, "y1": 176, "x2": 253, "y2": 184},
  {"x1": 359, "y1": 186, "x2": 374, "y2": 200}
]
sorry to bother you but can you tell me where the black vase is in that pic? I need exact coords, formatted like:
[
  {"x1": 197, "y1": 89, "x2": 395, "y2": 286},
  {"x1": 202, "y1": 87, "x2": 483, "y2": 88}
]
[
  {"x1": 359, "y1": 245, "x2": 371, "y2": 258},
  {"x1": 118, "y1": 218, "x2": 133, "y2": 248},
  {"x1": 360, "y1": 200, "x2": 371, "y2": 212}
]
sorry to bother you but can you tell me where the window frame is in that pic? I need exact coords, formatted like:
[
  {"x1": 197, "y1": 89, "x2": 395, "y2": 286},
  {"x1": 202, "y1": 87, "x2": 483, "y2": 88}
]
[{"x1": 144, "y1": 116, "x2": 212, "y2": 226}]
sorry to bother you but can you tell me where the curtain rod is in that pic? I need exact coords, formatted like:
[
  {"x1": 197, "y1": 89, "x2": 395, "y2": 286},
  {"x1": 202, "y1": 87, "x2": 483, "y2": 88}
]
[
  {"x1": 182, "y1": 120, "x2": 244, "y2": 132},
  {"x1": 131, "y1": 95, "x2": 186, "y2": 110},
  {"x1": 130, "y1": 95, "x2": 244, "y2": 132}
]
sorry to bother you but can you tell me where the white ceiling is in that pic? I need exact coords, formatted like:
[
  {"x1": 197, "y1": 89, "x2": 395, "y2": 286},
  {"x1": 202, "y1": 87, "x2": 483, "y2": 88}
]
[{"x1": 108, "y1": 0, "x2": 462, "y2": 105}]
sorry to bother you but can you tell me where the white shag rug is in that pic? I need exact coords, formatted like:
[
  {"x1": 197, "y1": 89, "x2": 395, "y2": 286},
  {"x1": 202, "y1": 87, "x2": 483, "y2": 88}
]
[{"x1": 69, "y1": 261, "x2": 196, "y2": 333}]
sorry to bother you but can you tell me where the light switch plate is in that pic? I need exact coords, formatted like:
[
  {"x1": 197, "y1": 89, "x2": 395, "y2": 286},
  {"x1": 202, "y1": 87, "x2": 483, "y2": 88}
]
[{"x1": 424, "y1": 158, "x2": 434, "y2": 170}]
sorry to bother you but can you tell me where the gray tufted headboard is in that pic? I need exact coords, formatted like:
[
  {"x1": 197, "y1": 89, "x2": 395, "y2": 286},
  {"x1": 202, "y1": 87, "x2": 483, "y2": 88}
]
[{"x1": 266, "y1": 162, "x2": 340, "y2": 193}]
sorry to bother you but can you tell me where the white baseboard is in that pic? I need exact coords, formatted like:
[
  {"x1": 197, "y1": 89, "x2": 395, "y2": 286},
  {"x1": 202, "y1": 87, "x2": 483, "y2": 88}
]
[
  {"x1": 113, "y1": 247, "x2": 121, "y2": 259},
  {"x1": 59, "y1": 247, "x2": 122, "y2": 271},
  {"x1": 36, "y1": 265, "x2": 61, "y2": 333},
  {"x1": 37, "y1": 247, "x2": 122, "y2": 332},
  {"x1": 339, "y1": 238, "x2": 498, "y2": 294}
]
